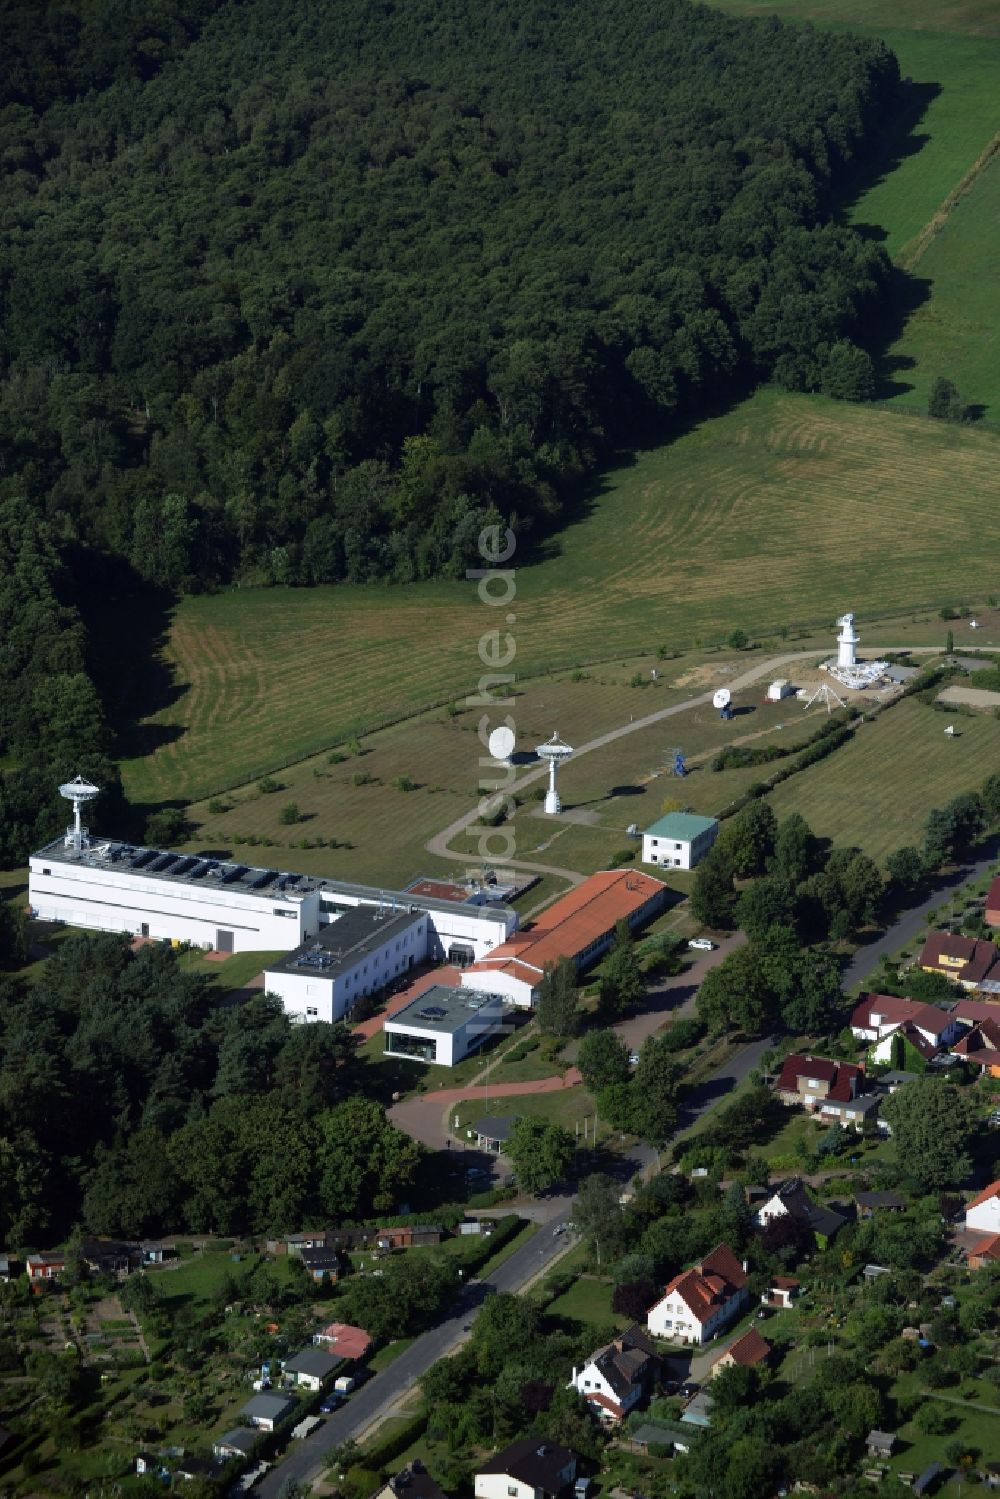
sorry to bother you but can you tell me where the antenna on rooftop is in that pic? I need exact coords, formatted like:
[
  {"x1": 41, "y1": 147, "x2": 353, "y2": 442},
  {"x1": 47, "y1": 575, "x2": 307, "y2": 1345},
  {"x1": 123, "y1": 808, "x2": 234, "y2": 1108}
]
[{"x1": 59, "y1": 776, "x2": 99, "y2": 852}]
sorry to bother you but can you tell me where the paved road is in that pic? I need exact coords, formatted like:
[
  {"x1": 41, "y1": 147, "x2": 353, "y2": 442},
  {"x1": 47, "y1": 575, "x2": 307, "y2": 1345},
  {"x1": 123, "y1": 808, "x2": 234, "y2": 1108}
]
[
  {"x1": 424, "y1": 644, "x2": 973, "y2": 883},
  {"x1": 843, "y1": 838, "x2": 1000, "y2": 991}
]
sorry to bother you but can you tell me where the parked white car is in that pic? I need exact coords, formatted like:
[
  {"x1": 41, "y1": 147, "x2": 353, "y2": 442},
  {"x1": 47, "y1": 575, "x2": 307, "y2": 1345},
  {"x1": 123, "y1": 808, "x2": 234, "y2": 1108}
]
[{"x1": 688, "y1": 937, "x2": 716, "y2": 951}]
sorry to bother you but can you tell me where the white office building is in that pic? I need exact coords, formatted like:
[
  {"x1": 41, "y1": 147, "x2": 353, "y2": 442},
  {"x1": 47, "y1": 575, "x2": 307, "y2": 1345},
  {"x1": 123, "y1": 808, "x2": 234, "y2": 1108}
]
[
  {"x1": 28, "y1": 828, "x2": 516, "y2": 962},
  {"x1": 264, "y1": 906, "x2": 428, "y2": 1024}
]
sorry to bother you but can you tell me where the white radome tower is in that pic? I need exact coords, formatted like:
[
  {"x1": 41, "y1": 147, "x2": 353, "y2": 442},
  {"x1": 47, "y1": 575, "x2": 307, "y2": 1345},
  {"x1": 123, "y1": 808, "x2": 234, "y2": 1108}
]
[
  {"x1": 836, "y1": 612, "x2": 859, "y2": 669},
  {"x1": 59, "y1": 775, "x2": 100, "y2": 851},
  {"x1": 535, "y1": 732, "x2": 573, "y2": 815}
]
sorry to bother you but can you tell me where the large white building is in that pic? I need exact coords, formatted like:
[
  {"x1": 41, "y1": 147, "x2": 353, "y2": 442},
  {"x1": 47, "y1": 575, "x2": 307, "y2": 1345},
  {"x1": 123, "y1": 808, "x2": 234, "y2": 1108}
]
[
  {"x1": 28, "y1": 830, "x2": 516, "y2": 970},
  {"x1": 263, "y1": 906, "x2": 429, "y2": 1024},
  {"x1": 640, "y1": 812, "x2": 718, "y2": 871}
]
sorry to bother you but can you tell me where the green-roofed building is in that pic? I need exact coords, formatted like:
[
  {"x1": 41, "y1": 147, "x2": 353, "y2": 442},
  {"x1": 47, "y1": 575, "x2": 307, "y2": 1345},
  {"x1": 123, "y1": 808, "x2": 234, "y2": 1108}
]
[{"x1": 641, "y1": 812, "x2": 718, "y2": 870}]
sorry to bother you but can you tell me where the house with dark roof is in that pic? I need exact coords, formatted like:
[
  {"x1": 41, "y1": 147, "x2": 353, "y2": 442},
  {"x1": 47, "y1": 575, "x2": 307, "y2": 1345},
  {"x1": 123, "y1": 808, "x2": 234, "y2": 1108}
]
[
  {"x1": 855, "y1": 1191, "x2": 906, "y2": 1218},
  {"x1": 919, "y1": 931, "x2": 1000, "y2": 990},
  {"x1": 951, "y1": 1013, "x2": 1000, "y2": 1077},
  {"x1": 475, "y1": 1438, "x2": 579, "y2": 1499},
  {"x1": 213, "y1": 1429, "x2": 259, "y2": 1460},
  {"x1": 239, "y1": 1392, "x2": 297, "y2": 1431},
  {"x1": 298, "y1": 1247, "x2": 341, "y2": 1283},
  {"x1": 709, "y1": 1327, "x2": 771, "y2": 1377},
  {"x1": 774, "y1": 1054, "x2": 864, "y2": 1111},
  {"x1": 569, "y1": 1324, "x2": 658, "y2": 1422},
  {"x1": 283, "y1": 1346, "x2": 339, "y2": 1391},
  {"x1": 646, "y1": 1244, "x2": 749, "y2": 1344},
  {"x1": 376, "y1": 1461, "x2": 449, "y2": 1499},
  {"x1": 755, "y1": 1179, "x2": 849, "y2": 1245}
]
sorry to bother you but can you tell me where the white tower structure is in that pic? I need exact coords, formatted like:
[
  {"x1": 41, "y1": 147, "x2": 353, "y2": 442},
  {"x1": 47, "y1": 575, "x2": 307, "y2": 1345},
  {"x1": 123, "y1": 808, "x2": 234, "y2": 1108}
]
[
  {"x1": 535, "y1": 732, "x2": 573, "y2": 815},
  {"x1": 836, "y1": 612, "x2": 859, "y2": 669},
  {"x1": 59, "y1": 776, "x2": 100, "y2": 852}
]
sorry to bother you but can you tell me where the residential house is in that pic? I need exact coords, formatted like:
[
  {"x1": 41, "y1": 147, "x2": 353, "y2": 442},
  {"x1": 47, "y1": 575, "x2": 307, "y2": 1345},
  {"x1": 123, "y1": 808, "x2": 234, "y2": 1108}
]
[
  {"x1": 761, "y1": 1275, "x2": 799, "y2": 1310},
  {"x1": 968, "y1": 1233, "x2": 1000, "y2": 1270},
  {"x1": 641, "y1": 812, "x2": 719, "y2": 870},
  {"x1": 569, "y1": 1324, "x2": 659, "y2": 1423},
  {"x1": 774, "y1": 1054, "x2": 865, "y2": 1112},
  {"x1": 850, "y1": 993, "x2": 963, "y2": 1049},
  {"x1": 79, "y1": 1238, "x2": 140, "y2": 1277},
  {"x1": 312, "y1": 1322, "x2": 372, "y2": 1361},
  {"x1": 26, "y1": 1252, "x2": 65, "y2": 1282},
  {"x1": 855, "y1": 1191, "x2": 906, "y2": 1218},
  {"x1": 239, "y1": 1392, "x2": 297, "y2": 1432},
  {"x1": 375, "y1": 1462, "x2": 449, "y2": 1499},
  {"x1": 950, "y1": 1013, "x2": 1000, "y2": 1077},
  {"x1": 646, "y1": 1244, "x2": 749, "y2": 1344},
  {"x1": 755, "y1": 1179, "x2": 849, "y2": 1245},
  {"x1": 919, "y1": 931, "x2": 1000, "y2": 991},
  {"x1": 285, "y1": 1231, "x2": 329, "y2": 1256},
  {"x1": 213, "y1": 1429, "x2": 259, "y2": 1460},
  {"x1": 475, "y1": 1437, "x2": 579, "y2": 1499},
  {"x1": 283, "y1": 1347, "x2": 339, "y2": 1392},
  {"x1": 297, "y1": 1247, "x2": 341, "y2": 1284},
  {"x1": 629, "y1": 1421, "x2": 692, "y2": 1456},
  {"x1": 966, "y1": 1180, "x2": 1000, "y2": 1235},
  {"x1": 140, "y1": 1243, "x2": 167, "y2": 1264},
  {"x1": 866, "y1": 1431, "x2": 896, "y2": 1460},
  {"x1": 709, "y1": 1328, "x2": 771, "y2": 1377}
]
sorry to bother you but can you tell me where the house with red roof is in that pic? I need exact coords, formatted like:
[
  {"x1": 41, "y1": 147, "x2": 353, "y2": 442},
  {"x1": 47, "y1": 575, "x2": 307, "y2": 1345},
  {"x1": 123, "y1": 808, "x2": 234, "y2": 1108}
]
[
  {"x1": 965, "y1": 1181, "x2": 1000, "y2": 1237},
  {"x1": 986, "y1": 877, "x2": 1000, "y2": 929},
  {"x1": 460, "y1": 869, "x2": 667, "y2": 1007},
  {"x1": 775, "y1": 1054, "x2": 864, "y2": 1110},
  {"x1": 709, "y1": 1327, "x2": 772, "y2": 1377},
  {"x1": 850, "y1": 994, "x2": 963, "y2": 1059},
  {"x1": 950, "y1": 1013, "x2": 1000, "y2": 1078},
  {"x1": 919, "y1": 931, "x2": 1000, "y2": 990},
  {"x1": 646, "y1": 1245, "x2": 748, "y2": 1345},
  {"x1": 968, "y1": 1233, "x2": 1000, "y2": 1270},
  {"x1": 761, "y1": 1276, "x2": 799, "y2": 1310},
  {"x1": 312, "y1": 1322, "x2": 372, "y2": 1361}
]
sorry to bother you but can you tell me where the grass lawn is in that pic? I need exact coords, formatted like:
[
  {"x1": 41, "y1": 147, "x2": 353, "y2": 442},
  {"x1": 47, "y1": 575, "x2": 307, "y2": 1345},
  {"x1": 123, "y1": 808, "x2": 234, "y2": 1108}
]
[
  {"x1": 450, "y1": 1085, "x2": 598, "y2": 1138},
  {"x1": 116, "y1": 389, "x2": 1000, "y2": 812},
  {"x1": 368, "y1": 1337, "x2": 416, "y2": 1373},
  {"x1": 766, "y1": 694, "x2": 1000, "y2": 863},
  {"x1": 176, "y1": 946, "x2": 283, "y2": 994},
  {"x1": 546, "y1": 1274, "x2": 626, "y2": 1329}
]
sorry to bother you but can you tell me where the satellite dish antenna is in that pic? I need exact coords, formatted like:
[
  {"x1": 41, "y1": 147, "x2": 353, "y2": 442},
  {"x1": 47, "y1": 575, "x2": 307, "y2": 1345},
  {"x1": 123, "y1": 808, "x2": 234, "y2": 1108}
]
[
  {"x1": 535, "y1": 731, "x2": 573, "y2": 814},
  {"x1": 488, "y1": 725, "x2": 516, "y2": 763},
  {"x1": 59, "y1": 775, "x2": 100, "y2": 851},
  {"x1": 712, "y1": 687, "x2": 734, "y2": 719}
]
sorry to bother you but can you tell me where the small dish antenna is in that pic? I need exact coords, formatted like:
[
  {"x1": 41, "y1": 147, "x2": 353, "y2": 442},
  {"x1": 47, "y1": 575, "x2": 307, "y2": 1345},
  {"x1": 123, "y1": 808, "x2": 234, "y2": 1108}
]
[
  {"x1": 535, "y1": 731, "x2": 573, "y2": 814},
  {"x1": 59, "y1": 775, "x2": 100, "y2": 851},
  {"x1": 487, "y1": 725, "x2": 516, "y2": 763},
  {"x1": 712, "y1": 687, "x2": 733, "y2": 720}
]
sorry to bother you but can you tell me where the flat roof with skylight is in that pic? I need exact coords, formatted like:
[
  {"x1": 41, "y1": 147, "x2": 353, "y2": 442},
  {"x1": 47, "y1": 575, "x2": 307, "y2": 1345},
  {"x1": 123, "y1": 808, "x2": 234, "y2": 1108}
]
[{"x1": 383, "y1": 985, "x2": 509, "y2": 1066}]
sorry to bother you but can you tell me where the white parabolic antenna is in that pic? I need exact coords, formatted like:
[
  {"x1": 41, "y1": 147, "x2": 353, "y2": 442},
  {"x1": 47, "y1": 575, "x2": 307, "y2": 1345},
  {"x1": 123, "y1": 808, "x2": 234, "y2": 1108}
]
[
  {"x1": 535, "y1": 732, "x2": 573, "y2": 815},
  {"x1": 59, "y1": 775, "x2": 99, "y2": 851},
  {"x1": 488, "y1": 725, "x2": 516, "y2": 761},
  {"x1": 712, "y1": 688, "x2": 732, "y2": 710}
]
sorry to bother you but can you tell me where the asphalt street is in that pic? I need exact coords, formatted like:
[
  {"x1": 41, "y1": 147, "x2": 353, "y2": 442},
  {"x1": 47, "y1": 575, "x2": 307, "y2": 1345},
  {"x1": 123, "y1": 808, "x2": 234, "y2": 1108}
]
[{"x1": 256, "y1": 1217, "x2": 574, "y2": 1497}]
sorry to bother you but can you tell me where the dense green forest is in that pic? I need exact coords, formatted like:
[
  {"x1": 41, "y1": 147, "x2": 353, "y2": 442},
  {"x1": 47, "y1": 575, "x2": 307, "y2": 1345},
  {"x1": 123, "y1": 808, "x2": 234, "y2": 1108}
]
[
  {"x1": 0, "y1": 932, "x2": 421, "y2": 1246},
  {"x1": 1, "y1": 0, "x2": 897, "y2": 593}
]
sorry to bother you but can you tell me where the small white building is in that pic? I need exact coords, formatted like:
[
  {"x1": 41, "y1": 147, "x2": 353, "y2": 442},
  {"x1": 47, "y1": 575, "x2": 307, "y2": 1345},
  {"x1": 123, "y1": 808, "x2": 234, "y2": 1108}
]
[
  {"x1": 263, "y1": 906, "x2": 428, "y2": 1023},
  {"x1": 966, "y1": 1181, "x2": 1000, "y2": 1236},
  {"x1": 239, "y1": 1392, "x2": 297, "y2": 1432},
  {"x1": 383, "y1": 985, "x2": 507, "y2": 1065},
  {"x1": 767, "y1": 679, "x2": 795, "y2": 701},
  {"x1": 476, "y1": 1438, "x2": 578, "y2": 1499},
  {"x1": 282, "y1": 1347, "x2": 339, "y2": 1392},
  {"x1": 641, "y1": 812, "x2": 718, "y2": 870}
]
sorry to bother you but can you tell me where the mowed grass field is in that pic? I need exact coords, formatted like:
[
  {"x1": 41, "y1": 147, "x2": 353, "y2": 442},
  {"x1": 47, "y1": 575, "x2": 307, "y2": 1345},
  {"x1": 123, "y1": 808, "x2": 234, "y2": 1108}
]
[
  {"x1": 766, "y1": 695, "x2": 1000, "y2": 863},
  {"x1": 120, "y1": 391, "x2": 1000, "y2": 807}
]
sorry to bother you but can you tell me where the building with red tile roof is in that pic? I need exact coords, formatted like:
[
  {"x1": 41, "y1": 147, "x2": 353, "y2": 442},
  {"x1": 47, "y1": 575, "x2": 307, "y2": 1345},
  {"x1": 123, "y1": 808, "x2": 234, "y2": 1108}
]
[
  {"x1": 985, "y1": 876, "x2": 1000, "y2": 929},
  {"x1": 710, "y1": 1327, "x2": 772, "y2": 1376},
  {"x1": 312, "y1": 1322, "x2": 372, "y2": 1361},
  {"x1": 850, "y1": 993, "x2": 964, "y2": 1055},
  {"x1": 775, "y1": 1054, "x2": 864, "y2": 1108},
  {"x1": 950, "y1": 1014, "x2": 1000, "y2": 1077},
  {"x1": 646, "y1": 1244, "x2": 748, "y2": 1345},
  {"x1": 919, "y1": 931, "x2": 1000, "y2": 990},
  {"x1": 966, "y1": 1180, "x2": 1000, "y2": 1236},
  {"x1": 461, "y1": 869, "x2": 668, "y2": 1007},
  {"x1": 968, "y1": 1232, "x2": 1000, "y2": 1269}
]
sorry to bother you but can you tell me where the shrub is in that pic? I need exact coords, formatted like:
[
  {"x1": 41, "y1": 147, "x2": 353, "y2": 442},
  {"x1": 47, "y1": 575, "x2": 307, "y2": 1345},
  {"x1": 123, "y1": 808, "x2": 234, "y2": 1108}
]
[
  {"x1": 258, "y1": 776, "x2": 280, "y2": 793},
  {"x1": 608, "y1": 848, "x2": 635, "y2": 867},
  {"x1": 279, "y1": 802, "x2": 300, "y2": 825},
  {"x1": 728, "y1": 628, "x2": 749, "y2": 650},
  {"x1": 393, "y1": 774, "x2": 415, "y2": 792},
  {"x1": 352, "y1": 771, "x2": 373, "y2": 787},
  {"x1": 207, "y1": 798, "x2": 228, "y2": 815}
]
